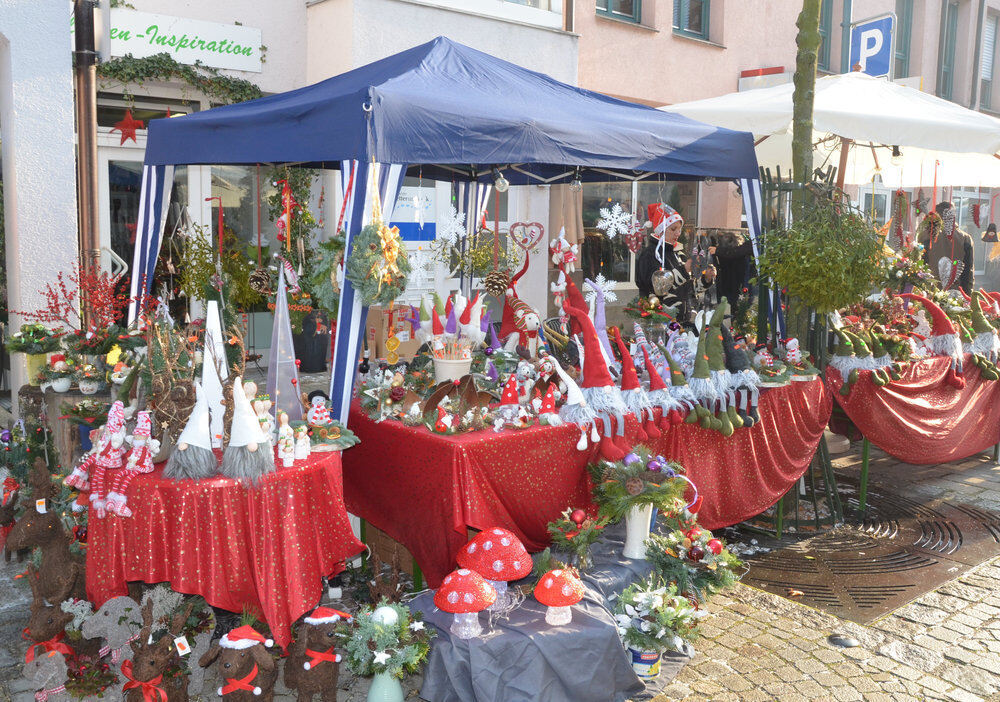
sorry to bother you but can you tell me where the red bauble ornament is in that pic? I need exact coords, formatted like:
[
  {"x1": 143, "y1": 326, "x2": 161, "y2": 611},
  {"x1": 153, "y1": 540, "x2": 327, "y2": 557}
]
[
  {"x1": 111, "y1": 109, "x2": 144, "y2": 145},
  {"x1": 707, "y1": 539, "x2": 723, "y2": 555},
  {"x1": 688, "y1": 545, "x2": 705, "y2": 562},
  {"x1": 685, "y1": 527, "x2": 702, "y2": 540},
  {"x1": 570, "y1": 509, "x2": 587, "y2": 526}
]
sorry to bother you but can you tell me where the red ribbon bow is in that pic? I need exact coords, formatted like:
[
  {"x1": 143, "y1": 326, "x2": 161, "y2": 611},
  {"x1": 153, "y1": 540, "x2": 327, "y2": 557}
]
[
  {"x1": 23, "y1": 630, "x2": 73, "y2": 664},
  {"x1": 304, "y1": 646, "x2": 340, "y2": 669},
  {"x1": 121, "y1": 659, "x2": 167, "y2": 702},
  {"x1": 34, "y1": 683, "x2": 66, "y2": 701},
  {"x1": 220, "y1": 663, "x2": 260, "y2": 696}
]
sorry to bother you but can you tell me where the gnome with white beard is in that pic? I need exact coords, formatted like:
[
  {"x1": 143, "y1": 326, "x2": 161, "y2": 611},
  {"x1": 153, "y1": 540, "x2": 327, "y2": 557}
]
[
  {"x1": 221, "y1": 376, "x2": 275, "y2": 484},
  {"x1": 164, "y1": 382, "x2": 218, "y2": 481}
]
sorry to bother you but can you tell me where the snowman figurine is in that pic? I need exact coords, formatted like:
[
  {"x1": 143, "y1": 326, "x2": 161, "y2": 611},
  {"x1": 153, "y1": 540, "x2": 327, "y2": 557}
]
[
  {"x1": 293, "y1": 423, "x2": 311, "y2": 460},
  {"x1": 276, "y1": 411, "x2": 296, "y2": 468},
  {"x1": 306, "y1": 394, "x2": 332, "y2": 428}
]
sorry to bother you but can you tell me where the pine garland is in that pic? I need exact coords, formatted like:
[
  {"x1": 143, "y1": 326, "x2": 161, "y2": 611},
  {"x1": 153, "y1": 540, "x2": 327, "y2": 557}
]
[
  {"x1": 345, "y1": 224, "x2": 411, "y2": 306},
  {"x1": 341, "y1": 599, "x2": 433, "y2": 679}
]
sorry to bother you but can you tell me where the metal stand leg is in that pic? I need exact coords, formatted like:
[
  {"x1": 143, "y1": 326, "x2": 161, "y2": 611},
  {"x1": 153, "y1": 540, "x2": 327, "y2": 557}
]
[
  {"x1": 775, "y1": 495, "x2": 784, "y2": 538},
  {"x1": 993, "y1": 442, "x2": 999, "y2": 463},
  {"x1": 858, "y1": 438, "x2": 871, "y2": 512},
  {"x1": 359, "y1": 519, "x2": 368, "y2": 567}
]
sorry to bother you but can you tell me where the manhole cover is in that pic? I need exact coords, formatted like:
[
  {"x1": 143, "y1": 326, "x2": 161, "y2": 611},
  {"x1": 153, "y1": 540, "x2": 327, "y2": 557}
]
[{"x1": 735, "y1": 478, "x2": 1000, "y2": 623}]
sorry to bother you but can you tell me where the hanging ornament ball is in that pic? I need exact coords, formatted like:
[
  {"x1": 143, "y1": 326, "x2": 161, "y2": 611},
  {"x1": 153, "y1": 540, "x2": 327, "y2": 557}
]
[
  {"x1": 707, "y1": 539, "x2": 723, "y2": 555},
  {"x1": 291, "y1": 379, "x2": 297, "y2": 386},
  {"x1": 484, "y1": 270, "x2": 511, "y2": 299},
  {"x1": 622, "y1": 452, "x2": 641, "y2": 466},
  {"x1": 686, "y1": 527, "x2": 702, "y2": 540},
  {"x1": 371, "y1": 606, "x2": 399, "y2": 627},
  {"x1": 688, "y1": 545, "x2": 705, "y2": 563},
  {"x1": 295, "y1": 359, "x2": 302, "y2": 367},
  {"x1": 648, "y1": 295, "x2": 660, "y2": 308},
  {"x1": 570, "y1": 509, "x2": 587, "y2": 526},
  {"x1": 484, "y1": 347, "x2": 495, "y2": 356}
]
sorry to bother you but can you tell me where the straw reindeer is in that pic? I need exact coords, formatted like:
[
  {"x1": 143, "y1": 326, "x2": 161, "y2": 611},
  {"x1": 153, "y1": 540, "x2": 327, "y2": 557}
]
[
  {"x1": 7, "y1": 505, "x2": 86, "y2": 603},
  {"x1": 0, "y1": 487, "x2": 27, "y2": 563},
  {"x1": 23, "y1": 649, "x2": 72, "y2": 702},
  {"x1": 199, "y1": 627, "x2": 278, "y2": 701},
  {"x1": 25, "y1": 564, "x2": 74, "y2": 644},
  {"x1": 284, "y1": 618, "x2": 342, "y2": 702},
  {"x1": 122, "y1": 599, "x2": 192, "y2": 702},
  {"x1": 82, "y1": 595, "x2": 143, "y2": 667}
]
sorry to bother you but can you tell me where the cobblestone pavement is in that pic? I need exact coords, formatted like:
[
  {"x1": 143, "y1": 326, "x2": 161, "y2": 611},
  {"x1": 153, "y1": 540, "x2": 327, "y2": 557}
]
[{"x1": 3, "y1": 442, "x2": 1000, "y2": 701}]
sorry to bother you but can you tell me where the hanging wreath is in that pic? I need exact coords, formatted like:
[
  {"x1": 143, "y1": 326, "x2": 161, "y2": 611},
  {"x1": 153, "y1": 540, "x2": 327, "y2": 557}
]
[{"x1": 345, "y1": 222, "x2": 411, "y2": 306}]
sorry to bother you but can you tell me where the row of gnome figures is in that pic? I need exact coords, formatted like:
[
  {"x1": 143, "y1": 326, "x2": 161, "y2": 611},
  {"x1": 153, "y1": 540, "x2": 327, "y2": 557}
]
[
  {"x1": 481, "y1": 273, "x2": 783, "y2": 463},
  {"x1": 832, "y1": 289, "x2": 1000, "y2": 394}
]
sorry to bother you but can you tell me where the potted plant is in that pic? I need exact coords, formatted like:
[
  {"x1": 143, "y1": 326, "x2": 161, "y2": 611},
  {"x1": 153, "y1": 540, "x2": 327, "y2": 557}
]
[
  {"x1": 341, "y1": 598, "x2": 433, "y2": 702},
  {"x1": 546, "y1": 506, "x2": 610, "y2": 572},
  {"x1": 75, "y1": 363, "x2": 103, "y2": 395},
  {"x1": 61, "y1": 399, "x2": 110, "y2": 452},
  {"x1": 614, "y1": 577, "x2": 704, "y2": 680},
  {"x1": 587, "y1": 448, "x2": 688, "y2": 560},
  {"x1": 6, "y1": 323, "x2": 63, "y2": 386},
  {"x1": 41, "y1": 354, "x2": 77, "y2": 393}
]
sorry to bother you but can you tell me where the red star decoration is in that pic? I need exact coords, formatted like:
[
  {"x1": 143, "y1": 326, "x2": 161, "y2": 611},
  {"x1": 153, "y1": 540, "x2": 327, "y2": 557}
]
[{"x1": 111, "y1": 109, "x2": 144, "y2": 145}]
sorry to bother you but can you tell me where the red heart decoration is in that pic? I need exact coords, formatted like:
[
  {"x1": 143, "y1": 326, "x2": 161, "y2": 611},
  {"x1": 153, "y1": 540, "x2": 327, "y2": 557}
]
[{"x1": 508, "y1": 222, "x2": 545, "y2": 252}]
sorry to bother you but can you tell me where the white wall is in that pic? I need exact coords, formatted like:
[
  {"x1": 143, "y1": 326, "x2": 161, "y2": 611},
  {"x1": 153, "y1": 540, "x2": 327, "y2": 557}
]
[{"x1": 0, "y1": 0, "x2": 79, "y2": 406}]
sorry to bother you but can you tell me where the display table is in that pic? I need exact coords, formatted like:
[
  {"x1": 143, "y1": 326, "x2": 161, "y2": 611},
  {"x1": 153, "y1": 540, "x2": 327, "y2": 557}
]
[
  {"x1": 826, "y1": 356, "x2": 1000, "y2": 465},
  {"x1": 343, "y1": 378, "x2": 830, "y2": 587},
  {"x1": 86, "y1": 450, "x2": 364, "y2": 649}
]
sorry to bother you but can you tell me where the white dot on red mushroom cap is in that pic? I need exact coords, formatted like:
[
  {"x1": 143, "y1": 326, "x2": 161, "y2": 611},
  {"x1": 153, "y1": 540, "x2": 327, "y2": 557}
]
[
  {"x1": 447, "y1": 591, "x2": 458, "y2": 604},
  {"x1": 553, "y1": 569, "x2": 562, "y2": 576},
  {"x1": 467, "y1": 544, "x2": 476, "y2": 553},
  {"x1": 463, "y1": 593, "x2": 474, "y2": 603},
  {"x1": 544, "y1": 578, "x2": 553, "y2": 588},
  {"x1": 562, "y1": 585, "x2": 573, "y2": 597},
  {"x1": 492, "y1": 529, "x2": 503, "y2": 535},
  {"x1": 493, "y1": 560, "x2": 503, "y2": 572},
  {"x1": 444, "y1": 575, "x2": 452, "y2": 584},
  {"x1": 513, "y1": 560, "x2": 521, "y2": 569},
  {"x1": 457, "y1": 569, "x2": 470, "y2": 576},
  {"x1": 484, "y1": 541, "x2": 492, "y2": 551},
  {"x1": 501, "y1": 537, "x2": 510, "y2": 546}
]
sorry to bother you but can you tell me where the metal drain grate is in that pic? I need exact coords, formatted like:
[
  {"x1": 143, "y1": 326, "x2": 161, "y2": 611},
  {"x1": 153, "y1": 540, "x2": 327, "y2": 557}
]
[{"x1": 736, "y1": 479, "x2": 1000, "y2": 623}]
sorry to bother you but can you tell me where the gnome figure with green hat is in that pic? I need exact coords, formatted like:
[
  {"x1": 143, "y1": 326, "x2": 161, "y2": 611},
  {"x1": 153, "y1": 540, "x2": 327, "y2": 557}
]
[
  {"x1": 830, "y1": 328, "x2": 861, "y2": 395},
  {"x1": 688, "y1": 331, "x2": 733, "y2": 434},
  {"x1": 656, "y1": 341, "x2": 698, "y2": 422},
  {"x1": 722, "y1": 326, "x2": 761, "y2": 426},
  {"x1": 640, "y1": 341, "x2": 685, "y2": 429},
  {"x1": 969, "y1": 290, "x2": 1000, "y2": 363},
  {"x1": 705, "y1": 302, "x2": 746, "y2": 431}
]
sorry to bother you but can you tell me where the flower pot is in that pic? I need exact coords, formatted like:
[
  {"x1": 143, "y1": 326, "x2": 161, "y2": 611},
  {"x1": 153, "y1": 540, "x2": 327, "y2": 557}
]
[
  {"x1": 367, "y1": 671, "x2": 404, "y2": 702},
  {"x1": 50, "y1": 377, "x2": 72, "y2": 393},
  {"x1": 25, "y1": 353, "x2": 47, "y2": 386},
  {"x1": 433, "y1": 357, "x2": 472, "y2": 383},
  {"x1": 79, "y1": 425, "x2": 93, "y2": 453},
  {"x1": 623, "y1": 504, "x2": 654, "y2": 560},
  {"x1": 78, "y1": 379, "x2": 100, "y2": 395},
  {"x1": 629, "y1": 647, "x2": 662, "y2": 680}
]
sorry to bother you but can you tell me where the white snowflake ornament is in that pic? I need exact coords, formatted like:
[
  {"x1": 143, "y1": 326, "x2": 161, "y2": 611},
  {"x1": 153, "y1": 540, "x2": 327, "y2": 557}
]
[
  {"x1": 584, "y1": 273, "x2": 618, "y2": 305},
  {"x1": 596, "y1": 202, "x2": 635, "y2": 240},
  {"x1": 437, "y1": 205, "x2": 467, "y2": 246}
]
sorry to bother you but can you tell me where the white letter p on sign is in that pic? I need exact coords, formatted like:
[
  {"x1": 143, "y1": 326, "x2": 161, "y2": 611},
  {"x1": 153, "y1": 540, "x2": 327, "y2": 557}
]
[{"x1": 859, "y1": 29, "x2": 884, "y2": 71}]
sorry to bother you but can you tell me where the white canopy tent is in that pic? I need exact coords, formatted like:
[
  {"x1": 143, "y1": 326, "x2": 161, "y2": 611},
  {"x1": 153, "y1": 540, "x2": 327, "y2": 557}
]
[{"x1": 663, "y1": 72, "x2": 1000, "y2": 189}]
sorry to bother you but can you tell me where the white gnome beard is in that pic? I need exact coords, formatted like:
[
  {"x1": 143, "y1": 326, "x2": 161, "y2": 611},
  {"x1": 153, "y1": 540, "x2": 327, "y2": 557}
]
[
  {"x1": 972, "y1": 331, "x2": 1000, "y2": 361},
  {"x1": 647, "y1": 388, "x2": 682, "y2": 414},
  {"x1": 621, "y1": 387, "x2": 654, "y2": 417},
  {"x1": 688, "y1": 376, "x2": 719, "y2": 407},
  {"x1": 874, "y1": 354, "x2": 893, "y2": 369},
  {"x1": 580, "y1": 385, "x2": 628, "y2": 417},
  {"x1": 220, "y1": 444, "x2": 275, "y2": 485},
  {"x1": 927, "y1": 333, "x2": 963, "y2": 367},
  {"x1": 164, "y1": 445, "x2": 218, "y2": 481},
  {"x1": 828, "y1": 354, "x2": 862, "y2": 375}
]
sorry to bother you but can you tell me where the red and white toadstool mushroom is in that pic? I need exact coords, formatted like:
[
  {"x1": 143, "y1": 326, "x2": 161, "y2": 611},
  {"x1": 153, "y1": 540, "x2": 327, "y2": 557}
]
[
  {"x1": 457, "y1": 527, "x2": 531, "y2": 610},
  {"x1": 433, "y1": 568, "x2": 497, "y2": 639},
  {"x1": 534, "y1": 568, "x2": 585, "y2": 626}
]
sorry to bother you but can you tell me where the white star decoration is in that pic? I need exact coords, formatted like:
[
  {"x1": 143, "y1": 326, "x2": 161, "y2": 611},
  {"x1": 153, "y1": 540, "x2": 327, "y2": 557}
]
[
  {"x1": 409, "y1": 621, "x2": 425, "y2": 632},
  {"x1": 596, "y1": 202, "x2": 635, "y2": 240},
  {"x1": 437, "y1": 205, "x2": 467, "y2": 246},
  {"x1": 585, "y1": 273, "x2": 619, "y2": 305},
  {"x1": 373, "y1": 650, "x2": 391, "y2": 665}
]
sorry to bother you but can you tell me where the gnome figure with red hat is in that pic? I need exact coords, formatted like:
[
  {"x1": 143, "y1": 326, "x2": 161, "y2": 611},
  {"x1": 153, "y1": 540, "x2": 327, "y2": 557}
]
[
  {"x1": 551, "y1": 354, "x2": 601, "y2": 450},
  {"x1": 493, "y1": 374, "x2": 531, "y2": 431},
  {"x1": 639, "y1": 342, "x2": 685, "y2": 429},
  {"x1": 612, "y1": 327, "x2": 660, "y2": 440},
  {"x1": 562, "y1": 304, "x2": 632, "y2": 460},
  {"x1": 533, "y1": 383, "x2": 563, "y2": 426},
  {"x1": 898, "y1": 292, "x2": 966, "y2": 387}
]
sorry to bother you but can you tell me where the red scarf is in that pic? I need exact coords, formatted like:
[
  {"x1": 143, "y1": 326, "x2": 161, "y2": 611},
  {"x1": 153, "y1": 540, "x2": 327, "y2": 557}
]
[
  {"x1": 120, "y1": 659, "x2": 167, "y2": 702},
  {"x1": 304, "y1": 646, "x2": 340, "y2": 669},
  {"x1": 220, "y1": 663, "x2": 260, "y2": 695},
  {"x1": 23, "y1": 630, "x2": 72, "y2": 664}
]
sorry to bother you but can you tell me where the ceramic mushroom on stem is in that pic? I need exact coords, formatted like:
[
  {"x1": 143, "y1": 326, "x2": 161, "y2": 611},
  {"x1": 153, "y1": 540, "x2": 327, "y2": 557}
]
[
  {"x1": 433, "y1": 569, "x2": 496, "y2": 639},
  {"x1": 457, "y1": 527, "x2": 531, "y2": 611},
  {"x1": 534, "y1": 569, "x2": 585, "y2": 626}
]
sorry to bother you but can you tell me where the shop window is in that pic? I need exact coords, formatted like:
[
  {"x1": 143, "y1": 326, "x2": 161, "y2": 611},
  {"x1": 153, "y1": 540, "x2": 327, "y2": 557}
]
[
  {"x1": 211, "y1": 165, "x2": 264, "y2": 248},
  {"x1": 818, "y1": 0, "x2": 833, "y2": 71},
  {"x1": 981, "y1": 15, "x2": 998, "y2": 109},
  {"x1": 597, "y1": 0, "x2": 641, "y2": 23},
  {"x1": 895, "y1": 0, "x2": 913, "y2": 79},
  {"x1": 938, "y1": 1, "x2": 959, "y2": 101},
  {"x1": 673, "y1": 0, "x2": 708, "y2": 39},
  {"x1": 97, "y1": 94, "x2": 196, "y2": 129}
]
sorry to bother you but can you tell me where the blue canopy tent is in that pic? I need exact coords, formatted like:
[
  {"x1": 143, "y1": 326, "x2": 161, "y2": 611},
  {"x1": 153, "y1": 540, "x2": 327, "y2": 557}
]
[{"x1": 128, "y1": 36, "x2": 767, "y2": 425}]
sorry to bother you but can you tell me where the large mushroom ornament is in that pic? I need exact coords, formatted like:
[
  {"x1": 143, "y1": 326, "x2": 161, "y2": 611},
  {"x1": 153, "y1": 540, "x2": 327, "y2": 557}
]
[
  {"x1": 534, "y1": 569, "x2": 585, "y2": 626},
  {"x1": 457, "y1": 527, "x2": 531, "y2": 610},
  {"x1": 434, "y1": 568, "x2": 497, "y2": 639}
]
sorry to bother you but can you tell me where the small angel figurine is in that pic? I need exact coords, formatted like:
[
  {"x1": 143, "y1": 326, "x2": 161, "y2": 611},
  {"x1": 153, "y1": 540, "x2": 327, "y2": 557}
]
[
  {"x1": 276, "y1": 411, "x2": 295, "y2": 468},
  {"x1": 293, "y1": 423, "x2": 311, "y2": 461}
]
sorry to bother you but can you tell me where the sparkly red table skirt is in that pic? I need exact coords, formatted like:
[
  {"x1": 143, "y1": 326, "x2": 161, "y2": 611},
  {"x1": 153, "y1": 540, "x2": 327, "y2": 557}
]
[
  {"x1": 343, "y1": 378, "x2": 830, "y2": 587},
  {"x1": 827, "y1": 355, "x2": 1000, "y2": 465},
  {"x1": 86, "y1": 450, "x2": 364, "y2": 649}
]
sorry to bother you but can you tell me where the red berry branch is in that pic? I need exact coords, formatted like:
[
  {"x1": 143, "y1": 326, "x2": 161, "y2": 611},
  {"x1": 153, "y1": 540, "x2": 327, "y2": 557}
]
[{"x1": 13, "y1": 267, "x2": 131, "y2": 332}]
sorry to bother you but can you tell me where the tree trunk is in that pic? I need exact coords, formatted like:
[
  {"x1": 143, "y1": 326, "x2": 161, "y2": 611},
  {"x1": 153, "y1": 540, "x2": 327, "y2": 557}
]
[{"x1": 792, "y1": 0, "x2": 823, "y2": 190}]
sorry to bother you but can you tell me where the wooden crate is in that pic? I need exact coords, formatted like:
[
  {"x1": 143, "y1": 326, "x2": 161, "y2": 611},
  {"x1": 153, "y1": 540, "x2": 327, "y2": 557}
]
[{"x1": 362, "y1": 522, "x2": 416, "y2": 577}]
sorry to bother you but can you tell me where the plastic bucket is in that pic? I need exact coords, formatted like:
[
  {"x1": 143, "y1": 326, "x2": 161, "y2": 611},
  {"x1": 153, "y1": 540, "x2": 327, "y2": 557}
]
[
  {"x1": 433, "y1": 357, "x2": 472, "y2": 383},
  {"x1": 630, "y1": 648, "x2": 662, "y2": 679}
]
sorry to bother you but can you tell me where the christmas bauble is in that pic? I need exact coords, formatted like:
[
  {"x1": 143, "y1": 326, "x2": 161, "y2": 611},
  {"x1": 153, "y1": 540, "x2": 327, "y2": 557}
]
[
  {"x1": 688, "y1": 545, "x2": 705, "y2": 562},
  {"x1": 570, "y1": 509, "x2": 587, "y2": 526},
  {"x1": 707, "y1": 539, "x2": 723, "y2": 555},
  {"x1": 647, "y1": 295, "x2": 660, "y2": 308},
  {"x1": 623, "y1": 452, "x2": 641, "y2": 466},
  {"x1": 685, "y1": 527, "x2": 702, "y2": 540},
  {"x1": 372, "y1": 606, "x2": 399, "y2": 627}
]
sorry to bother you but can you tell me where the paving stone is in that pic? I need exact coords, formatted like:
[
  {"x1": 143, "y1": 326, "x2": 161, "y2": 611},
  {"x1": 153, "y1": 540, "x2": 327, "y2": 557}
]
[
  {"x1": 897, "y1": 603, "x2": 951, "y2": 626},
  {"x1": 793, "y1": 657, "x2": 828, "y2": 675},
  {"x1": 877, "y1": 640, "x2": 945, "y2": 673},
  {"x1": 794, "y1": 679, "x2": 827, "y2": 697},
  {"x1": 831, "y1": 686, "x2": 865, "y2": 702},
  {"x1": 940, "y1": 663, "x2": 1000, "y2": 696}
]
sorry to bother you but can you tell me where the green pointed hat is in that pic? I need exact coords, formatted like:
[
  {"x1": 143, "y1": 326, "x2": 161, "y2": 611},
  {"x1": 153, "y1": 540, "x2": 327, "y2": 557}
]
[
  {"x1": 971, "y1": 290, "x2": 995, "y2": 334},
  {"x1": 844, "y1": 330, "x2": 871, "y2": 357},
  {"x1": 707, "y1": 302, "x2": 729, "y2": 372},
  {"x1": 432, "y1": 291, "x2": 445, "y2": 315},
  {"x1": 692, "y1": 329, "x2": 711, "y2": 380},
  {"x1": 656, "y1": 341, "x2": 689, "y2": 387},
  {"x1": 419, "y1": 297, "x2": 431, "y2": 322},
  {"x1": 867, "y1": 331, "x2": 887, "y2": 358},
  {"x1": 833, "y1": 328, "x2": 855, "y2": 357}
]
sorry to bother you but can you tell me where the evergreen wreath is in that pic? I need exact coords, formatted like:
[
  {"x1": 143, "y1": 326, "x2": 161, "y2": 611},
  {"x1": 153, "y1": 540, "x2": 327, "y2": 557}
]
[
  {"x1": 586, "y1": 447, "x2": 688, "y2": 522},
  {"x1": 345, "y1": 223, "x2": 411, "y2": 306},
  {"x1": 341, "y1": 599, "x2": 433, "y2": 679}
]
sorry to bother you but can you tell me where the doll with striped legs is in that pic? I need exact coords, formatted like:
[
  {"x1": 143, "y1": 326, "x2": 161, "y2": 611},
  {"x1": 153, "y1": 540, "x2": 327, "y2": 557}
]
[
  {"x1": 65, "y1": 401, "x2": 128, "y2": 518},
  {"x1": 105, "y1": 411, "x2": 159, "y2": 518}
]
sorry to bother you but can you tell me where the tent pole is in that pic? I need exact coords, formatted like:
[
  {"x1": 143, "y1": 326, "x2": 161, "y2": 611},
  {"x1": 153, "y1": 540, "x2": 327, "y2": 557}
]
[{"x1": 835, "y1": 137, "x2": 851, "y2": 195}]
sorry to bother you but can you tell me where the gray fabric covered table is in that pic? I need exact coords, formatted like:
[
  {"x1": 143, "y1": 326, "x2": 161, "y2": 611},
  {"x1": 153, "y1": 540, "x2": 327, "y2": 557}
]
[{"x1": 413, "y1": 522, "x2": 691, "y2": 702}]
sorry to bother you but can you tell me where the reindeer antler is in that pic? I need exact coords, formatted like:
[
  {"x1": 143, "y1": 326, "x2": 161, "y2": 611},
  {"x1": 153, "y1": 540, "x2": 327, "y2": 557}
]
[{"x1": 169, "y1": 603, "x2": 194, "y2": 637}]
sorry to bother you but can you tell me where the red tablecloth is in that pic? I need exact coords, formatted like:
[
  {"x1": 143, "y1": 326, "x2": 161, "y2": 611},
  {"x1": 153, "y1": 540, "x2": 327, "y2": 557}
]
[
  {"x1": 86, "y1": 450, "x2": 364, "y2": 649},
  {"x1": 343, "y1": 378, "x2": 830, "y2": 587},
  {"x1": 827, "y1": 355, "x2": 1000, "y2": 465}
]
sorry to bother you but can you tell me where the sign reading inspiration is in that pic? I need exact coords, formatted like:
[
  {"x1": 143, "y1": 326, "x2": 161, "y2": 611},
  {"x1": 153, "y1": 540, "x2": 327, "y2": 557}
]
[{"x1": 73, "y1": 10, "x2": 263, "y2": 73}]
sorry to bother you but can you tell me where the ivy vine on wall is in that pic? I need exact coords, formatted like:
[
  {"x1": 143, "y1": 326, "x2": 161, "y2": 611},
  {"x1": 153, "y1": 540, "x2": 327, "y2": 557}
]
[{"x1": 97, "y1": 53, "x2": 264, "y2": 105}]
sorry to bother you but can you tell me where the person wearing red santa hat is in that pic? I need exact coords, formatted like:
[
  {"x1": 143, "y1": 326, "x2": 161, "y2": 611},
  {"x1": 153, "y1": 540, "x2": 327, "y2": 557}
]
[{"x1": 636, "y1": 203, "x2": 715, "y2": 319}]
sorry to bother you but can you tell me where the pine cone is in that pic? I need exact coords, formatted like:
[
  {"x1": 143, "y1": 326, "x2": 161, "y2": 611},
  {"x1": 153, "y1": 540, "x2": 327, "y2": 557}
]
[
  {"x1": 484, "y1": 270, "x2": 510, "y2": 298},
  {"x1": 625, "y1": 477, "x2": 644, "y2": 496},
  {"x1": 249, "y1": 267, "x2": 272, "y2": 295}
]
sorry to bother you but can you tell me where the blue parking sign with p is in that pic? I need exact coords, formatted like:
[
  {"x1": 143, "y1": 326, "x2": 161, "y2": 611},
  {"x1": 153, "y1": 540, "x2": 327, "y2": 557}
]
[{"x1": 850, "y1": 15, "x2": 894, "y2": 77}]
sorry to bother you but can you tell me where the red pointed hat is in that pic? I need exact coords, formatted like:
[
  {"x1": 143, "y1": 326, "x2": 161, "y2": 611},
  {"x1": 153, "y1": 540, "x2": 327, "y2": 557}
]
[
  {"x1": 897, "y1": 293, "x2": 957, "y2": 335},
  {"x1": 562, "y1": 276, "x2": 588, "y2": 336},
  {"x1": 611, "y1": 327, "x2": 641, "y2": 391},
  {"x1": 540, "y1": 384, "x2": 556, "y2": 414},
  {"x1": 500, "y1": 374, "x2": 520, "y2": 406},
  {"x1": 432, "y1": 308, "x2": 444, "y2": 336},
  {"x1": 641, "y1": 345, "x2": 668, "y2": 390},
  {"x1": 460, "y1": 292, "x2": 477, "y2": 325},
  {"x1": 304, "y1": 606, "x2": 352, "y2": 625},
  {"x1": 562, "y1": 304, "x2": 614, "y2": 389},
  {"x1": 445, "y1": 295, "x2": 454, "y2": 317},
  {"x1": 220, "y1": 625, "x2": 273, "y2": 649}
]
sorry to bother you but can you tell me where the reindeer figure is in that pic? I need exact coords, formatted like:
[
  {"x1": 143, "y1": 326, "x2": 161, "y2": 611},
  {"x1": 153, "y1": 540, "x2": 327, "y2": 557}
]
[
  {"x1": 121, "y1": 600, "x2": 192, "y2": 702},
  {"x1": 23, "y1": 649, "x2": 71, "y2": 702},
  {"x1": 199, "y1": 625, "x2": 278, "y2": 701},
  {"x1": 5, "y1": 507, "x2": 86, "y2": 603},
  {"x1": 284, "y1": 607, "x2": 346, "y2": 702},
  {"x1": 1, "y1": 487, "x2": 27, "y2": 563},
  {"x1": 25, "y1": 565, "x2": 74, "y2": 649}
]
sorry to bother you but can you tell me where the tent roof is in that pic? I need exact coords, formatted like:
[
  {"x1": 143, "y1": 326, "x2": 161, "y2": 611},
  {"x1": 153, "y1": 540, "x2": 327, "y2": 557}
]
[{"x1": 143, "y1": 36, "x2": 758, "y2": 183}]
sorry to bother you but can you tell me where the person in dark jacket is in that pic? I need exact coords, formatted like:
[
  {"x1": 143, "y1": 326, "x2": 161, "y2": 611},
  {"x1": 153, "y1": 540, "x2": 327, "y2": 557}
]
[
  {"x1": 712, "y1": 229, "x2": 753, "y2": 308},
  {"x1": 919, "y1": 201, "x2": 975, "y2": 292},
  {"x1": 636, "y1": 204, "x2": 715, "y2": 319}
]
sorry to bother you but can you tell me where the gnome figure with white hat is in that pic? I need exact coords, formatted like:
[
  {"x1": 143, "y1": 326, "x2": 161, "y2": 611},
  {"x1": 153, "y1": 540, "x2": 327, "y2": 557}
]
[
  {"x1": 105, "y1": 411, "x2": 159, "y2": 517},
  {"x1": 221, "y1": 376, "x2": 276, "y2": 483},
  {"x1": 165, "y1": 381, "x2": 218, "y2": 481},
  {"x1": 551, "y1": 353, "x2": 600, "y2": 451}
]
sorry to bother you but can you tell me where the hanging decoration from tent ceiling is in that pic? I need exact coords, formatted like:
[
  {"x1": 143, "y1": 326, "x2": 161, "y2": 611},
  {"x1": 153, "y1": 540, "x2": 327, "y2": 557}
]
[
  {"x1": 345, "y1": 185, "x2": 411, "y2": 306},
  {"x1": 596, "y1": 202, "x2": 635, "y2": 239}
]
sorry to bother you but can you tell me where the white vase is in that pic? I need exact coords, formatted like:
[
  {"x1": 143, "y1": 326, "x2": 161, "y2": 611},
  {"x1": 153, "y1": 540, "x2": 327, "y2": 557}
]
[
  {"x1": 367, "y1": 671, "x2": 404, "y2": 702},
  {"x1": 623, "y1": 504, "x2": 654, "y2": 560},
  {"x1": 50, "y1": 377, "x2": 72, "y2": 393}
]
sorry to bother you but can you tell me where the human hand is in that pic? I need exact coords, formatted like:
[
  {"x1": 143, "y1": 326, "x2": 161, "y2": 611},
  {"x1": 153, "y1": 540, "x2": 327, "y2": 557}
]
[
  {"x1": 704, "y1": 265, "x2": 717, "y2": 282},
  {"x1": 708, "y1": 246, "x2": 717, "y2": 255},
  {"x1": 684, "y1": 259, "x2": 692, "y2": 273}
]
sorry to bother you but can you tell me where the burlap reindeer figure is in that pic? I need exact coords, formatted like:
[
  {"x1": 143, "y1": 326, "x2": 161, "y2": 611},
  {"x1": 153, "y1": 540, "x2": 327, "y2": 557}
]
[
  {"x1": 121, "y1": 600, "x2": 192, "y2": 702},
  {"x1": 6, "y1": 506, "x2": 86, "y2": 603},
  {"x1": 199, "y1": 625, "x2": 278, "y2": 700},
  {"x1": 284, "y1": 607, "x2": 350, "y2": 702},
  {"x1": 0, "y1": 486, "x2": 25, "y2": 562}
]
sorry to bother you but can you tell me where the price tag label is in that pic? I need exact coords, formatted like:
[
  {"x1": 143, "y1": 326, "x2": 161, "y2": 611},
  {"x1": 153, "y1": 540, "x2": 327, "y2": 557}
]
[
  {"x1": 35, "y1": 499, "x2": 46, "y2": 514},
  {"x1": 174, "y1": 636, "x2": 191, "y2": 656}
]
